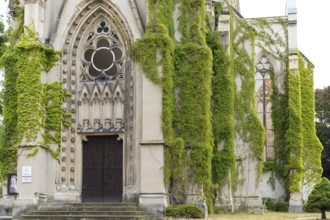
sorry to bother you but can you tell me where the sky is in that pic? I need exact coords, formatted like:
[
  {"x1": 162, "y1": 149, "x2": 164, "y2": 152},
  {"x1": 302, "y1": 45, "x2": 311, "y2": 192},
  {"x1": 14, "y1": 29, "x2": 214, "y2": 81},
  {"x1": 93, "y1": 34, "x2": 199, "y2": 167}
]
[
  {"x1": 240, "y1": 0, "x2": 330, "y2": 89},
  {"x1": 0, "y1": 0, "x2": 329, "y2": 89},
  {"x1": 0, "y1": 0, "x2": 7, "y2": 20}
]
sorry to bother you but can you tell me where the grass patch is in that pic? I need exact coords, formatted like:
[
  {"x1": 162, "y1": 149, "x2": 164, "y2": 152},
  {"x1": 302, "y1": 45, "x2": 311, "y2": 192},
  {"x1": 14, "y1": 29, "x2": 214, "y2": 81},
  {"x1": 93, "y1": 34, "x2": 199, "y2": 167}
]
[
  {"x1": 211, "y1": 211, "x2": 329, "y2": 220},
  {"x1": 166, "y1": 211, "x2": 330, "y2": 220}
]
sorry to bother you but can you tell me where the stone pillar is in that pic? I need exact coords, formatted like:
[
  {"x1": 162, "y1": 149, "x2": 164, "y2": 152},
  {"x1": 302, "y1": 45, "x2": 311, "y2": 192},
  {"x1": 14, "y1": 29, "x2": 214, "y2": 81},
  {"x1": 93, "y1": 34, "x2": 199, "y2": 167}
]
[
  {"x1": 139, "y1": 142, "x2": 166, "y2": 216},
  {"x1": 12, "y1": 145, "x2": 48, "y2": 217},
  {"x1": 16, "y1": 146, "x2": 47, "y2": 200},
  {"x1": 288, "y1": 51, "x2": 303, "y2": 213},
  {"x1": 139, "y1": 74, "x2": 166, "y2": 216},
  {"x1": 289, "y1": 191, "x2": 303, "y2": 212},
  {"x1": 24, "y1": 0, "x2": 46, "y2": 41}
]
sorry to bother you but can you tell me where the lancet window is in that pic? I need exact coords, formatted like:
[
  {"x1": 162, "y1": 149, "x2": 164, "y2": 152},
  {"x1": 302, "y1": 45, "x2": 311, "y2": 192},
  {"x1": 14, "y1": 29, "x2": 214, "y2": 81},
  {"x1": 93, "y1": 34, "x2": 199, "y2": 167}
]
[{"x1": 256, "y1": 56, "x2": 274, "y2": 160}]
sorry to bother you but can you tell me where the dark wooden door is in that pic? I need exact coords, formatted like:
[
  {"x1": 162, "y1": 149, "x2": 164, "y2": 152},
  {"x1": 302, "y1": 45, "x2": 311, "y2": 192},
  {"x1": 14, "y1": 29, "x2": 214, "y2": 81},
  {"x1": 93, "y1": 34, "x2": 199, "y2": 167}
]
[{"x1": 82, "y1": 136, "x2": 123, "y2": 202}]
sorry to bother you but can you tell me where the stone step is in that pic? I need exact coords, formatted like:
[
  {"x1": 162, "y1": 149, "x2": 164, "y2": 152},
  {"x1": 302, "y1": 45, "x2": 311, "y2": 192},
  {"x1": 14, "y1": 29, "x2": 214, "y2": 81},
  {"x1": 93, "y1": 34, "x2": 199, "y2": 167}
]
[
  {"x1": 54, "y1": 203, "x2": 137, "y2": 206},
  {"x1": 39, "y1": 202, "x2": 137, "y2": 208},
  {"x1": 39, "y1": 206, "x2": 138, "y2": 211},
  {"x1": 19, "y1": 203, "x2": 154, "y2": 220},
  {"x1": 0, "y1": 216, "x2": 12, "y2": 220},
  {"x1": 27, "y1": 211, "x2": 146, "y2": 215},
  {"x1": 20, "y1": 215, "x2": 151, "y2": 220}
]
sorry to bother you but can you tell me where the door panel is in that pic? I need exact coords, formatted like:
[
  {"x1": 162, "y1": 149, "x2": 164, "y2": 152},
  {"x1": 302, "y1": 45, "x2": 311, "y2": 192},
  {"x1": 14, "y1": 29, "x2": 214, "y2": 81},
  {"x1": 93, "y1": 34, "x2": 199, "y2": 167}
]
[
  {"x1": 82, "y1": 136, "x2": 123, "y2": 202},
  {"x1": 104, "y1": 136, "x2": 123, "y2": 202}
]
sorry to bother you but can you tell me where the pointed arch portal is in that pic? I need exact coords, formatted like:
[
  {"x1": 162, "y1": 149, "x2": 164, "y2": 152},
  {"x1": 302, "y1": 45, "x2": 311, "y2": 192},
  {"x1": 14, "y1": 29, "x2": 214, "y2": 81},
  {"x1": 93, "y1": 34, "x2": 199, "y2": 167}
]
[{"x1": 58, "y1": 1, "x2": 136, "y2": 201}]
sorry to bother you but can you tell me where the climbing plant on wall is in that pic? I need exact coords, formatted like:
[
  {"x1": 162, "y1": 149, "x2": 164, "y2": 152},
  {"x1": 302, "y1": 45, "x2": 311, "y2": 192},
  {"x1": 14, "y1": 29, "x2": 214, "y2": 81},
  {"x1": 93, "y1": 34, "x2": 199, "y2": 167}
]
[
  {"x1": 231, "y1": 12, "x2": 265, "y2": 182},
  {"x1": 0, "y1": 20, "x2": 6, "y2": 58},
  {"x1": 285, "y1": 65, "x2": 304, "y2": 192},
  {"x1": 254, "y1": 17, "x2": 288, "y2": 61},
  {"x1": 131, "y1": 0, "x2": 185, "y2": 194},
  {"x1": 0, "y1": 7, "x2": 24, "y2": 180},
  {"x1": 14, "y1": 26, "x2": 60, "y2": 144},
  {"x1": 207, "y1": 31, "x2": 236, "y2": 191},
  {"x1": 0, "y1": 9, "x2": 70, "y2": 179},
  {"x1": 43, "y1": 82, "x2": 72, "y2": 160},
  {"x1": 299, "y1": 53, "x2": 323, "y2": 185},
  {"x1": 174, "y1": 0, "x2": 214, "y2": 209},
  {"x1": 132, "y1": 0, "x2": 214, "y2": 208}
]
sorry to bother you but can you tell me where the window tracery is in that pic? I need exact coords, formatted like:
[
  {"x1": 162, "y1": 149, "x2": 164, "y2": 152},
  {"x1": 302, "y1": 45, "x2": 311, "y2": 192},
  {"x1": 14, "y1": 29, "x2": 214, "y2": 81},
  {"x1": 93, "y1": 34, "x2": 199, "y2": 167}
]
[
  {"x1": 256, "y1": 55, "x2": 274, "y2": 160},
  {"x1": 81, "y1": 20, "x2": 125, "y2": 81},
  {"x1": 77, "y1": 18, "x2": 126, "y2": 133}
]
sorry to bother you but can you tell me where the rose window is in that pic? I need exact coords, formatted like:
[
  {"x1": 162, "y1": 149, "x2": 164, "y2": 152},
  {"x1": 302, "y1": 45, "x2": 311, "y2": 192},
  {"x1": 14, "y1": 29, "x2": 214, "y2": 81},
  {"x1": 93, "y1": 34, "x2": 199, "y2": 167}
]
[{"x1": 81, "y1": 21, "x2": 124, "y2": 80}]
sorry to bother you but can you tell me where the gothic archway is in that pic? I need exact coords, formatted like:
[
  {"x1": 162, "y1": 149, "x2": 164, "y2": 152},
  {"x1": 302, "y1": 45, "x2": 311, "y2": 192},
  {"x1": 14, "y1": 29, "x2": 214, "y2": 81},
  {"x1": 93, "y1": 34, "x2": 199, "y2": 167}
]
[
  {"x1": 256, "y1": 55, "x2": 274, "y2": 160},
  {"x1": 57, "y1": 1, "x2": 136, "y2": 200}
]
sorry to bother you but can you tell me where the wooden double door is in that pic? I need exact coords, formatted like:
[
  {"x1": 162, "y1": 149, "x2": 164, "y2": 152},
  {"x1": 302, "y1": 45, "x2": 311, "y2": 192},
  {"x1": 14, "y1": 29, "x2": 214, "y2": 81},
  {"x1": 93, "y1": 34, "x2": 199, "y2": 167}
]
[{"x1": 82, "y1": 135, "x2": 123, "y2": 202}]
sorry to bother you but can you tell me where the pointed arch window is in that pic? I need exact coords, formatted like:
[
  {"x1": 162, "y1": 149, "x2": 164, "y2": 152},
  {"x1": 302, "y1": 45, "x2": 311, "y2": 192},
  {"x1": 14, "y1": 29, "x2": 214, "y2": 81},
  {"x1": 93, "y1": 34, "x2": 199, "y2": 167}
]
[
  {"x1": 256, "y1": 55, "x2": 274, "y2": 160},
  {"x1": 77, "y1": 18, "x2": 126, "y2": 132}
]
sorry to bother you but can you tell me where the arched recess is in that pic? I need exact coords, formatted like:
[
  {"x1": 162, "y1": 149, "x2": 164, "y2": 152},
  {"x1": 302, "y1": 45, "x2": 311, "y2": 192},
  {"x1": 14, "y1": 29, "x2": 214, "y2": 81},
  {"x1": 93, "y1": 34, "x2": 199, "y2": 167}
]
[
  {"x1": 58, "y1": 0, "x2": 136, "y2": 199},
  {"x1": 255, "y1": 55, "x2": 274, "y2": 160}
]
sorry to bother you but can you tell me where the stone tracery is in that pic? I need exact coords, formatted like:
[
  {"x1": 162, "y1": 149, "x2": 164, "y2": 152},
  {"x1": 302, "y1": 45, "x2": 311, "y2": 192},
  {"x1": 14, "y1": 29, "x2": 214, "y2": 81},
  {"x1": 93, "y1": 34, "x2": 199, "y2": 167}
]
[
  {"x1": 81, "y1": 20, "x2": 125, "y2": 81},
  {"x1": 77, "y1": 17, "x2": 126, "y2": 133},
  {"x1": 256, "y1": 55, "x2": 274, "y2": 160}
]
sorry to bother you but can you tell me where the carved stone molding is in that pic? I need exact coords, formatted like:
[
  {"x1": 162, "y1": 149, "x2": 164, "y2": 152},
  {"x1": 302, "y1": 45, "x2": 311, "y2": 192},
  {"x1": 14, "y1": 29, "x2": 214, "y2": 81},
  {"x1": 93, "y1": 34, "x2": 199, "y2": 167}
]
[{"x1": 117, "y1": 133, "x2": 124, "y2": 141}]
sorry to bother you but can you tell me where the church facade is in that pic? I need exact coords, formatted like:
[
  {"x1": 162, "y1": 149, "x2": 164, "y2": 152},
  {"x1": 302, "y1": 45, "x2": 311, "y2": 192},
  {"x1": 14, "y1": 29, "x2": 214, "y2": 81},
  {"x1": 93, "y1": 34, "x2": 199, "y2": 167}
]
[{"x1": 0, "y1": 0, "x2": 322, "y2": 217}]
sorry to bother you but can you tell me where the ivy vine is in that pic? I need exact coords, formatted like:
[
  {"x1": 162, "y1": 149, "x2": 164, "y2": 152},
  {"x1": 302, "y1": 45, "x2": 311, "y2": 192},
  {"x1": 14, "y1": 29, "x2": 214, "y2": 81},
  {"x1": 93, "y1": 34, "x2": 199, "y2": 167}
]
[
  {"x1": 174, "y1": 0, "x2": 214, "y2": 210},
  {"x1": 207, "y1": 31, "x2": 236, "y2": 190},
  {"x1": 131, "y1": 0, "x2": 185, "y2": 196},
  {"x1": 0, "y1": 10, "x2": 70, "y2": 179},
  {"x1": 299, "y1": 53, "x2": 323, "y2": 185},
  {"x1": 0, "y1": 7, "x2": 24, "y2": 180},
  {"x1": 42, "y1": 83, "x2": 71, "y2": 160},
  {"x1": 231, "y1": 11, "x2": 265, "y2": 182}
]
